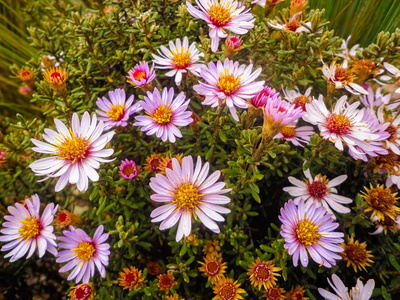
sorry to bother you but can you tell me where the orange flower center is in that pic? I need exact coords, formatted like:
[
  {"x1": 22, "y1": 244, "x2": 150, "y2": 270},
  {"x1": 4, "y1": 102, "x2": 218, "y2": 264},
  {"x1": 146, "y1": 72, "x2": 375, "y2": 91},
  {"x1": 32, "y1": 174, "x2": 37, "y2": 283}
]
[
  {"x1": 386, "y1": 124, "x2": 398, "y2": 141},
  {"x1": 218, "y1": 69, "x2": 241, "y2": 95},
  {"x1": 287, "y1": 19, "x2": 301, "y2": 32},
  {"x1": 281, "y1": 126, "x2": 296, "y2": 138},
  {"x1": 205, "y1": 261, "x2": 220, "y2": 276},
  {"x1": 368, "y1": 187, "x2": 396, "y2": 211},
  {"x1": 326, "y1": 114, "x2": 351, "y2": 135},
  {"x1": 207, "y1": 2, "x2": 233, "y2": 27},
  {"x1": 172, "y1": 48, "x2": 192, "y2": 69},
  {"x1": 173, "y1": 182, "x2": 201, "y2": 210},
  {"x1": 307, "y1": 181, "x2": 327, "y2": 200},
  {"x1": 296, "y1": 217, "x2": 321, "y2": 245},
  {"x1": 149, "y1": 157, "x2": 162, "y2": 172},
  {"x1": 334, "y1": 67, "x2": 352, "y2": 84},
  {"x1": 218, "y1": 283, "x2": 236, "y2": 300},
  {"x1": 22, "y1": 70, "x2": 32, "y2": 77},
  {"x1": 254, "y1": 264, "x2": 271, "y2": 282},
  {"x1": 293, "y1": 96, "x2": 309, "y2": 111},
  {"x1": 152, "y1": 105, "x2": 172, "y2": 124},
  {"x1": 267, "y1": 287, "x2": 282, "y2": 300},
  {"x1": 133, "y1": 70, "x2": 146, "y2": 81},
  {"x1": 107, "y1": 104, "x2": 125, "y2": 121},
  {"x1": 122, "y1": 164, "x2": 137, "y2": 177},
  {"x1": 344, "y1": 244, "x2": 368, "y2": 264},
  {"x1": 158, "y1": 274, "x2": 175, "y2": 289},
  {"x1": 19, "y1": 216, "x2": 40, "y2": 240},
  {"x1": 72, "y1": 242, "x2": 96, "y2": 261},
  {"x1": 55, "y1": 130, "x2": 89, "y2": 163},
  {"x1": 165, "y1": 159, "x2": 173, "y2": 170}
]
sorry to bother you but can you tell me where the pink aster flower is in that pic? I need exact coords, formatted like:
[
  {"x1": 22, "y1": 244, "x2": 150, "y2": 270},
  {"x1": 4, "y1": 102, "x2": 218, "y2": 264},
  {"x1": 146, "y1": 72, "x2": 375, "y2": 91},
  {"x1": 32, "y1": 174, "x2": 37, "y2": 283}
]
[
  {"x1": 283, "y1": 86, "x2": 312, "y2": 111},
  {"x1": 127, "y1": 61, "x2": 156, "y2": 87},
  {"x1": 193, "y1": 58, "x2": 264, "y2": 121},
  {"x1": 57, "y1": 225, "x2": 110, "y2": 284},
  {"x1": 119, "y1": 159, "x2": 140, "y2": 180},
  {"x1": 152, "y1": 37, "x2": 203, "y2": 86},
  {"x1": 0, "y1": 194, "x2": 58, "y2": 262},
  {"x1": 96, "y1": 89, "x2": 141, "y2": 130},
  {"x1": 318, "y1": 274, "x2": 375, "y2": 300},
  {"x1": 250, "y1": 86, "x2": 280, "y2": 108},
  {"x1": 29, "y1": 112, "x2": 115, "y2": 192},
  {"x1": 186, "y1": 0, "x2": 255, "y2": 52},
  {"x1": 322, "y1": 60, "x2": 368, "y2": 95},
  {"x1": 304, "y1": 95, "x2": 384, "y2": 159},
  {"x1": 279, "y1": 198, "x2": 344, "y2": 268},
  {"x1": 274, "y1": 125, "x2": 314, "y2": 147},
  {"x1": 360, "y1": 86, "x2": 394, "y2": 109},
  {"x1": 149, "y1": 156, "x2": 231, "y2": 242},
  {"x1": 264, "y1": 97, "x2": 304, "y2": 126},
  {"x1": 134, "y1": 87, "x2": 192, "y2": 143},
  {"x1": 283, "y1": 168, "x2": 352, "y2": 218},
  {"x1": 377, "y1": 105, "x2": 400, "y2": 155}
]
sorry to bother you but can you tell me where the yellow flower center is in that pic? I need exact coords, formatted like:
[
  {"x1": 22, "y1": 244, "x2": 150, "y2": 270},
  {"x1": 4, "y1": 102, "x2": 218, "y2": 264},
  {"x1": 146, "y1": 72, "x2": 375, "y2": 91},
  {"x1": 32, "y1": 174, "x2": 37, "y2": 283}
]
[
  {"x1": 152, "y1": 104, "x2": 172, "y2": 124},
  {"x1": 296, "y1": 217, "x2": 321, "y2": 245},
  {"x1": 173, "y1": 182, "x2": 201, "y2": 210},
  {"x1": 207, "y1": 2, "x2": 233, "y2": 27},
  {"x1": 73, "y1": 242, "x2": 96, "y2": 261},
  {"x1": 107, "y1": 103, "x2": 125, "y2": 121},
  {"x1": 218, "y1": 69, "x2": 241, "y2": 95},
  {"x1": 55, "y1": 130, "x2": 89, "y2": 163},
  {"x1": 19, "y1": 216, "x2": 40, "y2": 240},
  {"x1": 172, "y1": 48, "x2": 192, "y2": 69},
  {"x1": 218, "y1": 283, "x2": 236, "y2": 300},
  {"x1": 281, "y1": 126, "x2": 296, "y2": 138},
  {"x1": 326, "y1": 114, "x2": 351, "y2": 135}
]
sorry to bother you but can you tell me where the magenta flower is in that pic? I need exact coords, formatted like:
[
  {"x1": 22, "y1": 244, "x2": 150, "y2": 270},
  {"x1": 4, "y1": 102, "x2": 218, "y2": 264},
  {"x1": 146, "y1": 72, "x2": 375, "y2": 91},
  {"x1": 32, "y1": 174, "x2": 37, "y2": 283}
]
[
  {"x1": 193, "y1": 58, "x2": 264, "y2": 121},
  {"x1": 0, "y1": 194, "x2": 58, "y2": 262},
  {"x1": 150, "y1": 156, "x2": 231, "y2": 242},
  {"x1": 29, "y1": 112, "x2": 115, "y2": 192},
  {"x1": 96, "y1": 89, "x2": 141, "y2": 130},
  {"x1": 119, "y1": 159, "x2": 140, "y2": 180},
  {"x1": 152, "y1": 37, "x2": 203, "y2": 86},
  {"x1": 264, "y1": 97, "x2": 304, "y2": 126},
  {"x1": 127, "y1": 61, "x2": 156, "y2": 87},
  {"x1": 134, "y1": 87, "x2": 193, "y2": 143},
  {"x1": 250, "y1": 86, "x2": 280, "y2": 108},
  {"x1": 225, "y1": 36, "x2": 241, "y2": 49},
  {"x1": 278, "y1": 198, "x2": 344, "y2": 268},
  {"x1": 186, "y1": 0, "x2": 254, "y2": 52},
  {"x1": 57, "y1": 225, "x2": 110, "y2": 284}
]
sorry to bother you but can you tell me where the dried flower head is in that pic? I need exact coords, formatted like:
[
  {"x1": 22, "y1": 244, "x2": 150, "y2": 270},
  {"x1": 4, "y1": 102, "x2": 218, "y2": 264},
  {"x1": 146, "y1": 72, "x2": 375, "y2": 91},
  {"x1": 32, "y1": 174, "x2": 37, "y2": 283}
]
[
  {"x1": 203, "y1": 240, "x2": 221, "y2": 256},
  {"x1": 340, "y1": 234, "x2": 373, "y2": 272},
  {"x1": 119, "y1": 266, "x2": 144, "y2": 291},
  {"x1": 42, "y1": 56, "x2": 55, "y2": 70},
  {"x1": 147, "y1": 261, "x2": 163, "y2": 275},
  {"x1": 68, "y1": 283, "x2": 94, "y2": 300},
  {"x1": 18, "y1": 67, "x2": 35, "y2": 88},
  {"x1": 184, "y1": 233, "x2": 199, "y2": 246},
  {"x1": 263, "y1": 285, "x2": 286, "y2": 300},
  {"x1": 361, "y1": 184, "x2": 400, "y2": 221},
  {"x1": 286, "y1": 286, "x2": 308, "y2": 300},
  {"x1": 145, "y1": 153, "x2": 163, "y2": 174},
  {"x1": 198, "y1": 254, "x2": 227, "y2": 284},
  {"x1": 247, "y1": 258, "x2": 281, "y2": 290},
  {"x1": 157, "y1": 271, "x2": 177, "y2": 293}
]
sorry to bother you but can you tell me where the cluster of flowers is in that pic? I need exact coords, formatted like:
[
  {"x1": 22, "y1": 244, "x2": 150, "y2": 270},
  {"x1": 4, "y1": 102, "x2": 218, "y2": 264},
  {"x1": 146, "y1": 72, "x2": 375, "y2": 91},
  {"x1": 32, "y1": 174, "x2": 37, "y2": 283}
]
[{"x1": 5, "y1": 0, "x2": 400, "y2": 299}]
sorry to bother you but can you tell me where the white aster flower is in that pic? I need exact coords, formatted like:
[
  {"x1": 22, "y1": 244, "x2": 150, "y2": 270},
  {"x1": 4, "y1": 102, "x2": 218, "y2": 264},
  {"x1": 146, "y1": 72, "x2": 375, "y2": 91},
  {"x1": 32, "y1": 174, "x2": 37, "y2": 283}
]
[
  {"x1": 30, "y1": 112, "x2": 115, "y2": 192},
  {"x1": 152, "y1": 37, "x2": 204, "y2": 86},
  {"x1": 283, "y1": 168, "x2": 352, "y2": 218},
  {"x1": 186, "y1": 0, "x2": 255, "y2": 52},
  {"x1": 377, "y1": 105, "x2": 400, "y2": 155},
  {"x1": 283, "y1": 86, "x2": 312, "y2": 111},
  {"x1": 381, "y1": 62, "x2": 400, "y2": 94},
  {"x1": 322, "y1": 60, "x2": 368, "y2": 95},
  {"x1": 360, "y1": 86, "x2": 392, "y2": 109},
  {"x1": 337, "y1": 36, "x2": 359, "y2": 60},
  {"x1": 268, "y1": 12, "x2": 313, "y2": 34}
]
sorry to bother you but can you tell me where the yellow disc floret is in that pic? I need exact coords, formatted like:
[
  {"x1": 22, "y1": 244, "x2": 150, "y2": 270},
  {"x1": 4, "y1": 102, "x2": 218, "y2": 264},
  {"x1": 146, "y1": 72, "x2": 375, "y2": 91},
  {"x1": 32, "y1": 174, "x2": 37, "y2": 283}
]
[
  {"x1": 19, "y1": 216, "x2": 40, "y2": 240},
  {"x1": 173, "y1": 182, "x2": 202, "y2": 210},
  {"x1": 152, "y1": 104, "x2": 172, "y2": 124},
  {"x1": 296, "y1": 217, "x2": 321, "y2": 245},
  {"x1": 107, "y1": 103, "x2": 125, "y2": 121},
  {"x1": 218, "y1": 69, "x2": 241, "y2": 95},
  {"x1": 55, "y1": 130, "x2": 89, "y2": 163},
  {"x1": 73, "y1": 242, "x2": 96, "y2": 261}
]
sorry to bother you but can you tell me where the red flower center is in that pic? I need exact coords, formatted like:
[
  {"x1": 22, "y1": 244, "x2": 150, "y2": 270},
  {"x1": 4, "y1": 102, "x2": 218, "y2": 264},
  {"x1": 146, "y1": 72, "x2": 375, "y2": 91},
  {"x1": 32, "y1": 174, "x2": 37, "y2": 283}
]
[
  {"x1": 326, "y1": 114, "x2": 351, "y2": 135},
  {"x1": 74, "y1": 286, "x2": 91, "y2": 300},
  {"x1": 307, "y1": 181, "x2": 327, "y2": 200},
  {"x1": 133, "y1": 70, "x2": 146, "y2": 81},
  {"x1": 125, "y1": 272, "x2": 138, "y2": 284},
  {"x1": 334, "y1": 67, "x2": 352, "y2": 84},
  {"x1": 59, "y1": 212, "x2": 67, "y2": 222},
  {"x1": 149, "y1": 157, "x2": 162, "y2": 172},
  {"x1": 291, "y1": 291, "x2": 303, "y2": 300},
  {"x1": 254, "y1": 264, "x2": 271, "y2": 282},
  {"x1": 205, "y1": 261, "x2": 220, "y2": 276},
  {"x1": 51, "y1": 72, "x2": 62, "y2": 81},
  {"x1": 268, "y1": 287, "x2": 282, "y2": 300},
  {"x1": 218, "y1": 283, "x2": 236, "y2": 300},
  {"x1": 122, "y1": 164, "x2": 137, "y2": 177},
  {"x1": 287, "y1": 20, "x2": 301, "y2": 32},
  {"x1": 293, "y1": 96, "x2": 309, "y2": 111}
]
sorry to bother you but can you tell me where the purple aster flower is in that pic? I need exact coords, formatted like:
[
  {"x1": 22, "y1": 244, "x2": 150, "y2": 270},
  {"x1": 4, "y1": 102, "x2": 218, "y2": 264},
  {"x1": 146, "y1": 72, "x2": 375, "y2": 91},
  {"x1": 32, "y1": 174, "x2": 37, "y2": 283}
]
[
  {"x1": 274, "y1": 125, "x2": 314, "y2": 147},
  {"x1": 186, "y1": 0, "x2": 254, "y2": 52},
  {"x1": 119, "y1": 159, "x2": 140, "y2": 180},
  {"x1": 96, "y1": 89, "x2": 141, "y2": 130},
  {"x1": 0, "y1": 194, "x2": 58, "y2": 262},
  {"x1": 278, "y1": 198, "x2": 344, "y2": 268},
  {"x1": 283, "y1": 168, "x2": 352, "y2": 218},
  {"x1": 193, "y1": 58, "x2": 264, "y2": 121},
  {"x1": 264, "y1": 97, "x2": 304, "y2": 126},
  {"x1": 152, "y1": 37, "x2": 203, "y2": 86},
  {"x1": 250, "y1": 86, "x2": 280, "y2": 108},
  {"x1": 57, "y1": 225, "x2": 110, "y2": 284},
  {"x1": 149, "y1": 156, "x2": 231, "y2": 242},
  {"x1": 127, "y1": 61, "x2": 156, "y2": 87},
  {"x1": 318, "y1": 274, "x2": 375, "y2": 300},
  {"x1": 134, "y1": 87, "x2": 193, "y2": 143},
  {"x1": 29, "y1": 112, "x2": 115, "y2": 192},
  {"x1": 360, "y1": 86, "x2": 392, "y2": 109}
]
